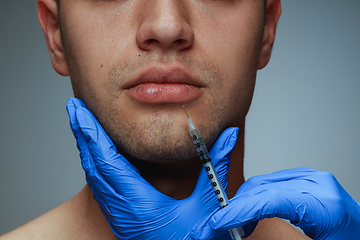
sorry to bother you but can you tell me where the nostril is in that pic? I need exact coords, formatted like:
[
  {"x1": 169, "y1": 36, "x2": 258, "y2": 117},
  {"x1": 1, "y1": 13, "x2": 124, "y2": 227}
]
[{"x1": 136, "y1": 17, "x2": 194, "y2": 51}]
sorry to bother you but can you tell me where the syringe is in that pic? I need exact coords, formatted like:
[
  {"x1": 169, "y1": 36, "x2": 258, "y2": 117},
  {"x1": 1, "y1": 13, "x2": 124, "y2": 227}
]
[{"x1": 183, "y1": 107, "x2": 244, "y2": 240}]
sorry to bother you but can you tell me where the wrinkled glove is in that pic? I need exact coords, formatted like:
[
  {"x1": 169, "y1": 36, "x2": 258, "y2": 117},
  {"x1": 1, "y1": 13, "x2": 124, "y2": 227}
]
[
  {"x1": 66, "y1": 97, "x2": 239, "y2": 240},
  {"x1": 191, "y1": 167, "x2": 360, "y2": 239}
]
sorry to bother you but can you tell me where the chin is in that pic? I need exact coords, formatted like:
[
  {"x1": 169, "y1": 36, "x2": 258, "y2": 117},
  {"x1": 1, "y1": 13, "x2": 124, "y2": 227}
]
[{"x1": 116, "y1": 135, "x2": 200, "y2": 163}]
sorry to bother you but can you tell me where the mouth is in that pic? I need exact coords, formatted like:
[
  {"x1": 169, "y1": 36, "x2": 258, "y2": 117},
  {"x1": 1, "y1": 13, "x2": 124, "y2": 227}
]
[{"x1": 123, "y1": 63, "x2": 205, "y2": 104}]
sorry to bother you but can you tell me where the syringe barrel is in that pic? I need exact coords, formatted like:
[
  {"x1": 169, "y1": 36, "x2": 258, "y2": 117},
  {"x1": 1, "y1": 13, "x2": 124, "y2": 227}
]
[
  {"x1": 189, "y1": 127, "x2": 211, "y2": 163},
  {"x1": 203, "y1": 161, "x2": 230, "y2": 208},
  {"x1": 189, "y1": 127, "x2": 229, "y2": 207},
  {"x1": 189, "y1": 126, "x2": 244, "y2": 239}
]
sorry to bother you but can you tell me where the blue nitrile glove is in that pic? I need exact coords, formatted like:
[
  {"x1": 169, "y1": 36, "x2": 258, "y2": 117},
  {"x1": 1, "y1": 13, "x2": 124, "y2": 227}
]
[
  {"x1": 191, "y1": 167, "x2": 360, "y2": 240},
  {"x1": 66, "y1": 97, "x2": 239, "y2": 240}
]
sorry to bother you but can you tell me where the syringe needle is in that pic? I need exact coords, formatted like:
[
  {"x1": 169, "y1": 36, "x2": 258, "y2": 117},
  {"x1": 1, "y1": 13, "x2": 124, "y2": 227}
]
[
  {"x1": 183, "y1": 106, "x2": 189, "y2": 118},
  {"x1": 183, "y1": 107, "x2": 196, "y2": 130}
]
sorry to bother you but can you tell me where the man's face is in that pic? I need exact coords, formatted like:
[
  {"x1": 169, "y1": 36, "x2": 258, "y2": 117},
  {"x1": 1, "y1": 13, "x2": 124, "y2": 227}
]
[{"x1": 59, "y1": 0, "x2": 265, "y2": 162}]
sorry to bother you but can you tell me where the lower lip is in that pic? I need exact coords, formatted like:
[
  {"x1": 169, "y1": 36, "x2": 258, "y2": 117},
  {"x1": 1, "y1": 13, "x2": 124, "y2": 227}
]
[{"x1": 126, "y1": 83, "x2": 203, "y2": 103}]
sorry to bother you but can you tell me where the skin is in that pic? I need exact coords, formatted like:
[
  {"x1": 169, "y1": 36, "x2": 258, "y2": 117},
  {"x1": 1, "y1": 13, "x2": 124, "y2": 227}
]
[
  {"x1": 56, "y1": 0, "x2": 265, "y2": 199},
  {"x1": 1, "y1": 0, "x2": 310, "y2": 239}
]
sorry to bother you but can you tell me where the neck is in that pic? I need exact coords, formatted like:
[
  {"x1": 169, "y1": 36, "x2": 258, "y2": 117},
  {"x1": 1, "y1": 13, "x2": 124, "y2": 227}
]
[{"x1": 129, "y1": 157, "x2": 203, "y2": 200}]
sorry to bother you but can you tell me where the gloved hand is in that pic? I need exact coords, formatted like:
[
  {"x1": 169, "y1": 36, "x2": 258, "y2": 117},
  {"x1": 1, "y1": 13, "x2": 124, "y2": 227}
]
[
  {"x1": 66, "y1": 98, "x2": 239, "y2": 240},
  {"x1": 191, "y1": 167, "x2": 360, "y2": 239}
]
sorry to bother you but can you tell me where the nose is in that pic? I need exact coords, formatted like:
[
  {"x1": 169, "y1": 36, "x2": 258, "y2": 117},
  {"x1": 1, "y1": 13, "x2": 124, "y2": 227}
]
[{"x1": 136, "y1": 0, "x2": 194, "y2": 52}]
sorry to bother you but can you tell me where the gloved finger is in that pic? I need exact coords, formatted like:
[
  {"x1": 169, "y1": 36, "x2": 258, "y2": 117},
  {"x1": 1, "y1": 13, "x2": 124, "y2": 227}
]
[
  {"x1": 67, "y1": 98, "x2": 113, "y2": 205},
  {"x1": 75, "y1": 106, "x2": 172, "y2": 201},
  {"x1": 237, "y1": 167, "x2": 317, "y2": 193},
  {"x1": 194, "y1": 128, "x2": 239, "y2": 193},
  {"x1": 209, "y1": 127, "x2": 239, "y2": 168},
  {"x1": 66, "y1": 98, "x2": 87, "y2": 150},
  {"x1": 210, "y1": 127, "x2": 238, "y2": 192},
  {"x1": 66, "y1": 98, "x2": 86, "y2": 136},
  {"x1": 203, "y1": 188, "x2": 317, "y2": 236},
  {"x1": 66, "y1": 99, "x2": 119, "y2": 200},
  {"x1": 67, "y1": 98, "x2": 136, "y2": 188},
  {"x1": 74, "y1": 106, "x2": 137, "y2": 172},
  {"x1": 66, "y1": 98, "x2": 96, "y2": 176}
]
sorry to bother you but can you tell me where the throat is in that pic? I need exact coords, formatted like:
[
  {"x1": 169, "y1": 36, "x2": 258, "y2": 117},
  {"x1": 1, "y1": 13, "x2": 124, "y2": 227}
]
[{"x1": 128, "y1": 157, "x2": 203, "y2": 200}]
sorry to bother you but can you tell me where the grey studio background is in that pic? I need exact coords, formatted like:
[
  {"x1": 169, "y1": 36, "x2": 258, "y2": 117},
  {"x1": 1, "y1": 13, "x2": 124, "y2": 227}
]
[{"x1": 1, "y1": 0, "x2": 360, "y2": 235}]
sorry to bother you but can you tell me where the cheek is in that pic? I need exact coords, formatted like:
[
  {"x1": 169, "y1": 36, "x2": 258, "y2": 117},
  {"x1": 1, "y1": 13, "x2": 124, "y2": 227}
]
[
  {"x1": 62, "y1": 3, "x2": 138, "y2": 97},
  {"x1": 218, "y1": 19, "x2": 262, "y2": 77},
  {"x1": 209, "y1": 30, "x2": 260, "y2": 119},
  {"x1": 207, "y1": 30, "x2": 260, "y2": 126},
  {"x1": 193, "y1": 7, "x2": 263, "y2": 87}
]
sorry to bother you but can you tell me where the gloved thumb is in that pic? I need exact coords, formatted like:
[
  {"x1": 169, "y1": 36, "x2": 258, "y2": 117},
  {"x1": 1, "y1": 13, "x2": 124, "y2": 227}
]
[{"x1": 208, "y1": 127, "x2": 239, "y2": 186}]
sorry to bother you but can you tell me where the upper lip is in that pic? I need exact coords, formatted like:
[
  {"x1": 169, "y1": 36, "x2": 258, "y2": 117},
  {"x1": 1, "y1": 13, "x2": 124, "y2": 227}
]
[{"x1": 122, "y1": 63, "x2": 205, "y2": 90}]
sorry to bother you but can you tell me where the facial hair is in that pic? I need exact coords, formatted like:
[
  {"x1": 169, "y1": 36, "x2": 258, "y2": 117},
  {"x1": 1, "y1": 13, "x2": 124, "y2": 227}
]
[{"x1": 92, "y1": 53, "x2": 240, "y2": 163}]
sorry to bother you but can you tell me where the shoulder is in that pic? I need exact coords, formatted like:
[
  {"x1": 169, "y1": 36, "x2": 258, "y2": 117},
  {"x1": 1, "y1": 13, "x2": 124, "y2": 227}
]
[
  {"x1": 248, "y1": 218, "x2": 311, "y2": 240},
  {"x1": 0, "y1": 186, "x2": 117, "y2": 240},
  {"x1": 0, "y1": 201, "x2": 77, "y2": 240},
  {"x1": 0, "y1": 193, "x2": 86, "y2": 240},
  {"x1": 0, "y1": 186, "x2": 308, "y2": 240}
]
